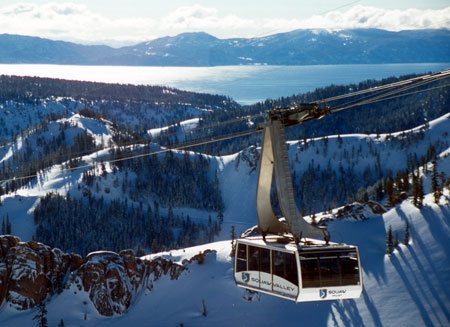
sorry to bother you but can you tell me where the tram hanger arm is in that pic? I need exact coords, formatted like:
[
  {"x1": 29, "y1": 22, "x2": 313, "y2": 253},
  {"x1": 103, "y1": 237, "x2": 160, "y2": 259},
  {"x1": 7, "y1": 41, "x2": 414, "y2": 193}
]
[
  {"x1": 257, "y1": 104, "x2": 331, "y2": 130},
  {"x1": 255, "y1": 104, "x2": 331, "y2": 244}
]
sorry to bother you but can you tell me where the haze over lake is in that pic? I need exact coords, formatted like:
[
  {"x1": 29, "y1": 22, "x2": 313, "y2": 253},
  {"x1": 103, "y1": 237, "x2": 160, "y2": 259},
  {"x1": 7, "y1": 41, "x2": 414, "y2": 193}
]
[{"x1": 1, "y1": 63, "x2": 448, "y2": 104}]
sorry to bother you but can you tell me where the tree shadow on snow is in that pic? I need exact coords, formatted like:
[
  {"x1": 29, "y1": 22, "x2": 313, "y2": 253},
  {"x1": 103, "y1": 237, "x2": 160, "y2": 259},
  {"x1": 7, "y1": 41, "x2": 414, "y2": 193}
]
[
  {"x1": 398, "y1": 247, "x2": 450, "y2": 324},
  {"x1": 421, "y1": 206, "x2": 450, "y2": 263},
  {"x1": 394, "y1": 206, "x2": 450, "y2": 324},
  {"x1": 395, "y1": 207, "x2": 450, "y2": 305},
  {"x1": 390, "y1": 255, "x2": 434, "y2": 327},
  {"x1": 330, "y1": 298, "x2": 368, "y2": 327},
  {"x1": 439, "y1": 205, "x2": 450, "y2": 229}
]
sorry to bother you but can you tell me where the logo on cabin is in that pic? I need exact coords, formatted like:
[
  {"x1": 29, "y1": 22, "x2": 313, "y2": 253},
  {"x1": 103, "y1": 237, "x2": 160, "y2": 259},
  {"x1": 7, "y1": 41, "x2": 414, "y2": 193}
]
[
  {"x1": 319, "y1": 289, "x2": 327, "y2": 299},
  {"x1": 242, "y1": 272, "x2": 250, "y2": 283}
]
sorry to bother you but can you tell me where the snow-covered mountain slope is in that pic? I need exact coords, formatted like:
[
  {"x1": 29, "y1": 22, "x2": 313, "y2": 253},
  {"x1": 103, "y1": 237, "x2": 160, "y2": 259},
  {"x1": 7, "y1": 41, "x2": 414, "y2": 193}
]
[
  {"x1": 0, "y1": 113, "x2": 113, "y2": 165},
  {"x1": 1, "y1": 194, "x2": 449, "y2": 326},
  {"x1": 217, "y1": 113, "x2": 450, "y2": 236},
  {"x1": 0, "y1": 109, "x2": 449, "y2": 325},
  {"x1": 0, "y1": 98, "x2": 75, "y2": 144},
  {"x1": 2, "y1": 113, "x2": 450, "y2": 245},
  {"x1": 0, "y1": 92, "x2": 227, "y2": 146},
  {"x1": 288, "y1": 112, "x2": 450, "y2": 178}
]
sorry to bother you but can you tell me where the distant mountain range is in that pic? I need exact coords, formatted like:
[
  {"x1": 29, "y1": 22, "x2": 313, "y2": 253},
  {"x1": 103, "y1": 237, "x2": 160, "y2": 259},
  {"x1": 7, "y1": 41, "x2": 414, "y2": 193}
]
[{"x1": 1, "y1": 28, "x2": 449, "y2": 66}]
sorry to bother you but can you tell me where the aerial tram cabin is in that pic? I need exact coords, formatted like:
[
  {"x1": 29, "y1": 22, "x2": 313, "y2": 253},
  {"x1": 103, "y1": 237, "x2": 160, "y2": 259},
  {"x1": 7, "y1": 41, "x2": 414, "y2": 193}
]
[
  {"x1": 233, "y1": 105, "x2": 363, "y2": 302},
  {"x1": 234, "y1": 236, "x2": 362, "y2": 302}
]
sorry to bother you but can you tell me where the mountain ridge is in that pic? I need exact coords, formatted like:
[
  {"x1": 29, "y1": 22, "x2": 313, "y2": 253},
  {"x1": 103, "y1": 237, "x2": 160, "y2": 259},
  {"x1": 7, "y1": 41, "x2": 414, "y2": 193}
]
[{"x1": 1, "y1": 28, "x2": 449, "y2": 66}]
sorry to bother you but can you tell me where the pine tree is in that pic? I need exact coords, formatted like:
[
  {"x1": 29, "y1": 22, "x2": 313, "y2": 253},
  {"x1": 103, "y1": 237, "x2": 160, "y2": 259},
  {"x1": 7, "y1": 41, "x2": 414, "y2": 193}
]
[
  {"x1": 403, "y1": 221, "x2": 410, "y2": 245},
  {"x1": 6, "y1": 214, "x2": 11, "y2": 234},
  {"x1": 230, "y1": 225, "x2": 236, "y2": 257},
  {"x1": 386, "y1": 225, "x2": 393, "y2": 256},
  {"x1": 217, "y1": 210, "x2": 224, "y2": 224},
  {"x1": 386, "y1": 177, "x2": 395, "y2": 206},
  {"x1": 136, "y1": 245, "x2": 145, "y2": 257},
  {"x1": 417, "y1": 177, "x2": 424, "y2": 208},
  {"x1": 33, "y1": 302, "x2": 48, "y2": 327},
  {"x1": 401, "y1": 170, "x2": 410, "y2": 193},
  {"x1": 431, "y1": 160, "x2": 440, "y2": 204},
  {"x1": 393, "y1": 232, "x2": 399, "y2": 247},
  {"x1": 311, "y1": 212, "x2": 317, "y2": 226},
  {"x1": 58, "y1": 319, "x2": 65, "y2": 327},
  {"x1": 202, "y1": 299, "x2": 207, "y2": 317},
  {"x1": 412, "y1": 172, "x2": 419, "y2": 206}
]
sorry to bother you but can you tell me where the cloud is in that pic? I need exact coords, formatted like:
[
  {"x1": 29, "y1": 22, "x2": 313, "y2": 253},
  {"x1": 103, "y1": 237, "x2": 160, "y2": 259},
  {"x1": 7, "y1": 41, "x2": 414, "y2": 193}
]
[
  {"x1": 0, "y1": 3, "x2": 448, "y2": 46},
  {"x1": 0, "y1": 2, "x2": 159, "y2": 46},
  {"x1": 161, "y1": 5, "x2": 253, "y2": 31},
  {"x1": 264, "y1": 5, "x2": 450, "y2": 32}
]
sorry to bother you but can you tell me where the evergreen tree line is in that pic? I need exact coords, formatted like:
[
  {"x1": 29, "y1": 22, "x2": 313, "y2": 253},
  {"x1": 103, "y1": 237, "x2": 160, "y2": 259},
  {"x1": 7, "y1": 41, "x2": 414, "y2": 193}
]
[
  {"x1": 0, "y1": 75, "x2": 238, "y2": 109},
  {"x1": 0, "y1": 110, "x2": 141, "y2": 195},
  {"x1": 1, "y1": 214, "x2": 11, "y2": 234},
  {"x1": 2, "y1": 74, "x2": 447, "y2": 160},
  {"x1": 287, "y1": 137, "x2": 449, "y2": 215},
  {"x1": 33, "y1": 192, "x2": 221, "y2": 256},
  {"x1": 0, "y1": 125, "x2": 99, "y2": 194},
  {"x1": 181, "y1": 75, "x2": 449, "y2": 156},
  {"x1": 386, "y1": 222, "x2": 410, "y2": 256},
  {"x1": 99, "y1": 147, "x2": 224, "y2": 211},
  {"x1": 356, "y1": 146, "x2": 450, "y2": 210},
  {"x1": 0, "y1": 75, "x2": 239, "y2": 138}
]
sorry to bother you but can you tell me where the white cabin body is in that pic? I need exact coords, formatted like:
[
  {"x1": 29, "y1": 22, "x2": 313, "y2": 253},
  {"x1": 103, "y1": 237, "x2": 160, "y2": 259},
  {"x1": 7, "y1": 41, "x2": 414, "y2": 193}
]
[{"x1": 234, "y1": 236, "x2": 363, "y2": 302}]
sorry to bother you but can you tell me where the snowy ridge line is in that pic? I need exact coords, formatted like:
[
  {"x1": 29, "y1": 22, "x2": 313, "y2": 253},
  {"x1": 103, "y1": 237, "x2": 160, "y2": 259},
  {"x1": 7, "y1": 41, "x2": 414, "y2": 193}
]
[
  {"x1": 322, "y1": 68, "x2": 450, "y2": 104},
  {"x1": 0, "y1": 119, "x2": 262, "y2": 184},
  {"x1": 4, "y1": 68, "x2": 447, "y2": 185},
  {"x1": 328, "y1": 68, "x2": 450, "y2": 113},
  {"x1": 10, "y1": 68, "x2": 447, "y2": 183},
  {"x1": 4, "y1": 108, "x2": 449, "y2": 205},
  {"x1": 110, "y1": 68, "x2": 450, "y2": 152},
  {"x1": 0, "y1": 111, "x2": 263, "y2": 183},
  {"x1": 287, "y1": 111, "x2": 450, "y2": 144}
]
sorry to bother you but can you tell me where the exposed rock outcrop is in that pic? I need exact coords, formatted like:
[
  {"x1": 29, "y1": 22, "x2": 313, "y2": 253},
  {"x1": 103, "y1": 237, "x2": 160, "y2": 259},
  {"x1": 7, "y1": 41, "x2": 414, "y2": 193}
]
[
  {"x1": 335, "y1": 201, "x2": 387, "y2": 220},
  {"x1": 0, "y1": 235, "x2": 213, "y2": 316},
  {"x1": 0, "y1": 235, "x2": 77, "y2": 310}
]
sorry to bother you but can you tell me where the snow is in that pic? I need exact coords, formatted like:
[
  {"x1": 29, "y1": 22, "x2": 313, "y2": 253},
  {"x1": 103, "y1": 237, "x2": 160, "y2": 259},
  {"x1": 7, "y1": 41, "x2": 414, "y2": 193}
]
[
  {"x1": 212, "y1": 152, "x2": 259, "y2": 237},
  {"x1": 1, "y1": 111, "x2": 450, "y2": 325},
  {"x1": 0, "y1": 113, "x2": 114, "y2": 170},
  {"x1": 148, "y1": 118, "x2": 200, "y2": 137},
  {"x1": 1, "y1": 198, "x2": 449, "y2": 326},
  {"x1": 61, "y1": 114, "x2": 113, "y2": 146},
  {"x1": 287, "y1": 113, "x2": 450, "y2": 181},
  {"x1": 3, "y1": 112, "x2": 450, "y2": 244}
]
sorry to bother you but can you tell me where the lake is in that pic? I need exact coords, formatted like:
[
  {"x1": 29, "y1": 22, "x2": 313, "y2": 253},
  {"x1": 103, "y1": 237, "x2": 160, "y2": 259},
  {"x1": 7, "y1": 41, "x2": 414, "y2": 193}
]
[{"x1": 0, "y1": 63, "x2": 448, "y2": 104}]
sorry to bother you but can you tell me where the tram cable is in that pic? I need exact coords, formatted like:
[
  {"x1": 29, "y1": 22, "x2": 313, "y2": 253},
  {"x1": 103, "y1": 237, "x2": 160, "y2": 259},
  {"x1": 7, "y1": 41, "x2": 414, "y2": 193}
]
[
  {"x1": 1, "y1": 69, "x2": 449, "y2": 185},
  {"x1": 9, "y1": 68, "x2": 448, "y2": 175}
]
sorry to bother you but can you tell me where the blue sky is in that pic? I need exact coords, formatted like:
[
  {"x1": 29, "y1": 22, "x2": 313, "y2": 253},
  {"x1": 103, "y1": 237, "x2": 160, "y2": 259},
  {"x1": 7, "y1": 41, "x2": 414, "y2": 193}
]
[{"x1": 0, "y1": 1, "x2": 449, "y2": 46}]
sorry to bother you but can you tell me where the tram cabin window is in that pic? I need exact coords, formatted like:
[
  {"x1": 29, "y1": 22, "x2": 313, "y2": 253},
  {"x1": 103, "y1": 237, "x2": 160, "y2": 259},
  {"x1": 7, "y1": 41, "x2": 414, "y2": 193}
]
[
  {"x1": 247, "y1": 245, "x2": 271, "y2": 273},
  {"x1": 236, "y1": 243, "x2": 247, "y2": 272},
  {"x1": 299, "y1": 253, "x2": 320, "y2": 287},
  {"x1": 235, "y1": 243, "x2": 298, "y2": 286},
  {"x1": 272, "y1": 250, "x2": 298, "y2": 285},
  {"x1": 248, "y1": 245, "x2": 260, "y2": 271},
  {"x1": 340, "y1": 252, "x2": 360, "y2": 286},
  {"x1": 300, "y1": 250, "x2": 360, "y2": 288},
  {"x1": 260, "y1": 248, "x2": 271, "y2": 273}
]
